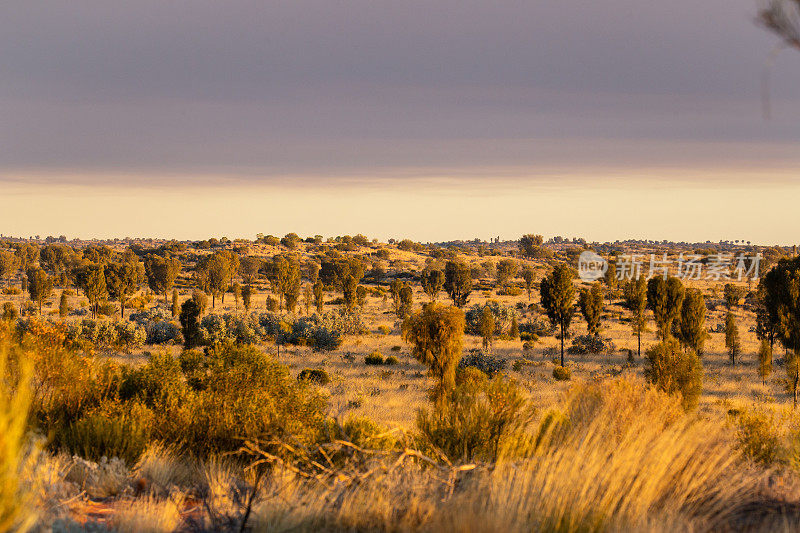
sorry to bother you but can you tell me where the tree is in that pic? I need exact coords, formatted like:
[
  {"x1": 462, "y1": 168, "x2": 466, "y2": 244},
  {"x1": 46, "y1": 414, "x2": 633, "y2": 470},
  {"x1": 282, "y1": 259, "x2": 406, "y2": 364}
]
[
  {"x1": 342, "y1": 274, "x2": 359, "y2": 312},
  {"x1": 144, "y1": 255, "x2": 181, "y2": 305},
  {"x1": 172, "y1": 289, "x2": 180, "y2": 317},
  {"x1": 578, "y1": 283, "x2": 604, "y2": 336},
  {"x1": 398, "y1": 284, "x2": 413, "y2": 319},
  {"x1": 40, "y1": 244, "x2": 74, "y2": 276},
  {"x1": 204, "y1": 252, "x2": 232, "y2": 308},
  {"x1": 302, "y1": 284, "x2": 313, "y2": 315},
  {"x1": 0, "y1": 250, "x2": 20, "y2": 287},
  {"x1": 646, "y1": 276, "x2": 685, "y2": 340},
  {"x1": 521, "y1": 267, "x2": 535, "y2": 301},
  {"x1": 644, "y1": 337, "x2": 703, "y2": 411},
  {"x1": 479, "y1": 306, "x2": 495, "y2": 350},
  {"x1": 15, "y1": 243, "x2": 39, "y2": 274},
  {"x1": 272, "y1": 255, "x2": 301, "y2": 313},
  {"x1": 390, "y1": 279, "x2": 404, "y2": 315},
  {"x1": 623, "y1": 276, "x2": 647, "y2": 357},
  {"x1": 26, "y1": 268, "x2": 52, "y2": 314},
  {"x1": 444, "y1": 261, "x2": 472, "y2": 307},
  {"x1": 723, "y1": 283, "x2": 744, "y2": 309},
  {"x1": 518, "y1": 234, "x2": 544, "y2": 258},
  {"x1": 104, "y1": 260, "x2": 142, "y2": 319},
  {"x1": 59, "y1": 290, "x2": 69, "y2": 317},
  {"x1": 725, "y1": 311, "x2": 741, "y2": 365},
  {"x1": 603, "y1": 259, "x2": 617, "y2": 292},
  {"x1": 179, "y1": 299, "x2": 201, "y2": 349},
  {"x1": 421, "y1": 268, "x2": 445, "y2": 302},
  {"x1": 82, "y1": 264, "x2": 107, "y2": 319},
  {"x1": 510, "y1": 316, "x2": 519, "y2": 339},
  {"x1": 239, "y1": 256, "x2": 262, "y2": 286},
  {"x1": 242, "y1": 284, "x2": 253, "y2": 311},
  {"x1": 540, "y1": 264, "x2": 576, "y2": 366},
  {"x1": 758, "y1": 339, "x2": 773, "y2": 386},
  {"x1": 356, "y1": 285, "x2": 368, "y2": 310},
  {"x1": 677, "y1": 288, "x2": 707, "y2": 356},
  {"x1": 495, "y1": 259, "x2": 518, "y2": 288},
  {"x1": 232, "y1": 283, "x2": 241, "y2": 312},
  {"x1": 192, "y1": 290, "x2": 209, "y2": 316},
  {"x1": 313, "y1": 280, "x2": 324, "y2": 314},
  {"x1": 402, "y1": 303, "x2": 465, "y2": 396}
]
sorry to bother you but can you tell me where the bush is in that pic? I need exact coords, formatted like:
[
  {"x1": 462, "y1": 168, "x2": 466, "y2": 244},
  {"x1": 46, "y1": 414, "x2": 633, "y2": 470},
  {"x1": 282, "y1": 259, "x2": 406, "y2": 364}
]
[
  {"x1": 416, "y1": 374, "x2": 533, "y2": 462},
  {"x1": 732, "y1": 409, "x2": 785, "y2": 467},
  {"x1": 644, "y1": 338, "x2": 703, "y2": 411},
  {"x1": 519, "y1": 316, "x2": 555, "y2": 337},
  {"x1": 567, "y1": 334, "x2": 615, "y2": 355},
  {"x1": 365, "y1": 351, "x2": 384, "y2": 365},
  {"x1": 390, "y1": 345, "x2": 401, "y2": 352},
  {"x1": 60, "y1": 403, "x2": 153, "y2": 465},
  {"x1": 465, "y1": 302, "x2": 517, "y2": 336},
  {"x1": 377, "y1": 325, "x2": 391, "y2": 335},
  {"x1": 298, "y1": 368, "x2": 331, "y2": 385},
  {"x1": 385, "y1": 355, "x2": 399, "y2": 365},
  {"x1": 2, "y1": 287, "x2": 21, "y2": 295},
  {"x1": 497, "y1": 286, "x2": 523, "y2": 296},
  {"x1": 458, "y1": 348, "x2": 507, "y2": 377},
  {"x1": 553, "y1": 365, "x2": 571, "y2": 381}
]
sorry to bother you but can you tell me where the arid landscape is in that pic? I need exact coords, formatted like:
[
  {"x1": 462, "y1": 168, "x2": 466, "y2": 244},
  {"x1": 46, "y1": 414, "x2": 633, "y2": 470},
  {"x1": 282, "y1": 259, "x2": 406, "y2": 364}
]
[
  {"x1": 2, "y1": 235, "x2": 800, "y2": 531},
  {"x1": 4, "y1": 0, "x2": 800, "y2": 531}
]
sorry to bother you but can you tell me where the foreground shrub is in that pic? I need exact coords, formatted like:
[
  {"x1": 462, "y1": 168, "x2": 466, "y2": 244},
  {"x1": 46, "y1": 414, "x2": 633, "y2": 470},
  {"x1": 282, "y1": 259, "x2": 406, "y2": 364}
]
[
  {"x1": 60, "y1": 403, "x2": 153, "y2": 465},
  {"x1": 416, "y1": 372, "x2": 533, "y2": 463},
  {"x1": 567, "y1": 334, "x2": 615, "y2": 355},
  {"x1": 732, "y1": 408, "x2": 785, "y2": 467},
  {"x1": 644, "y1": 338, "x2": 703, "y2": 411}
]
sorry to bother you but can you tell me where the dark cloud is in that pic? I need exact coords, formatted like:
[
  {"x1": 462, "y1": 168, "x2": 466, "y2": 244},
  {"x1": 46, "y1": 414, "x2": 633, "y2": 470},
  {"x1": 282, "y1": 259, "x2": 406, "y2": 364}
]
[{"x1": 1, "y1": 0, "x2": 799, "y2": 178}]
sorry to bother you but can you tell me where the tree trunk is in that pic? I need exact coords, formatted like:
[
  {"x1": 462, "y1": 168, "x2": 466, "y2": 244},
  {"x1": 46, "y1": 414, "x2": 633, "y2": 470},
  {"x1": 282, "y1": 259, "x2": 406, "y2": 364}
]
[
  {"x1": 637, "y1": 330, "x2": 641, "y2": 358},
  {"x1": 120, "y1": 296, "x2": 125, "y2": 319},
  {"x1": 212, "y1": 293, "x2": 216, "y2": 308},
  {"x1": 560, "y1": 321, "x2": 565, "y2": 367}
]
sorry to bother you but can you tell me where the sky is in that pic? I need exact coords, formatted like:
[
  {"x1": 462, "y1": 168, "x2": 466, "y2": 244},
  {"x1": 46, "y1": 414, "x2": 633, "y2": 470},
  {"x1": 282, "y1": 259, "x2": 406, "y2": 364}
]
[{"x1": 1, "y1": 1, "x2": 799, "y2": 243}]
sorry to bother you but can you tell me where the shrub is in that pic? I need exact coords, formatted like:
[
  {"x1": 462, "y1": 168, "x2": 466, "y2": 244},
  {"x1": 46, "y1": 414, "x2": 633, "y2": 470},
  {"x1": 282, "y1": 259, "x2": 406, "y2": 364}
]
[
  {"x1": 2, "y1": 287, "x2": 21, "y2": 295},
  {"x1": 644, "y1": 338, "x2": 703, "y2": 411},
  {"x1": 553, "y1": 365, "x2": 571, "y2": 381},
  {"x1": 416, "y1": 374, "x2": 533, "y2": 462},
  {"x1": 497, "y1": 286, "x2": 523, "y2": 297},
  {"x1": 2, "y1": 303, "x2": 18, "y2": 322},
  {"x1": 377, "y1": 325, "x2": 391, "y2": 335},
  {"x1": 465, "y1": 301, "x2": 517, "y2": 336},
  {"x1": 732, "y1": 408, "x2": 785, "y2": 467},
  {"x1": 60, "y1": 403, "x2": 153, "y2": 465},
  {"x1": 298, "y1": 368, "x2": 331, "y2": 386},
  {"x1": 390, "y1": 345, "x2": 401, "y2": 352},
  {"x1": 385, "y1": 355, "x2": 399, "y2": 365},
  {"x1": 567, "y1": 334, "x2": 615, "y2": 355},
  {"x1": 458, "y1": 348, "x2": 507, "y2": 377},
  {"x1": 519, "y1": 316, "x2": 555, "y2": 337},
  {"x1": 365, "y1": 351, "x2": 384, "y2": 365}
]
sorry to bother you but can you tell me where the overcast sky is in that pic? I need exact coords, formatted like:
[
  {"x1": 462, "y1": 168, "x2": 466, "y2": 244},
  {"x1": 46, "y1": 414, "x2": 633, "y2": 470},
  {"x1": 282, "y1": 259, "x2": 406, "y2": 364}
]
[{"x1": 1, "y1": 1, "x2": 799, "y2": 242}]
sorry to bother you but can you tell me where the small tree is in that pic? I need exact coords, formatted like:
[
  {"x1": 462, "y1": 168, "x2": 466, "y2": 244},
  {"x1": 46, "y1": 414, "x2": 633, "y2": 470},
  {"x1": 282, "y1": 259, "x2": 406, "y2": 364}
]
[
  {"x1": 518, "y1": 234, "x2": 544, "y2": 258},
  {"x1": 495, "y1": 259, "x2": 518, "y2": 288},
  {"x1": 172, "y1": 289, "x2": 180, "y2": 317},
  {"x1": 105, "y1": 260, "x2": 142, "y2": 319},
  {"x1": 59, "y1": 290, "x2": 69, "y2": 318},
  {"x1": 758, "y1": 339, "x2": 773, "y2": 386},
  {"x1": 623, "y1": 276, "x2": 647, "y2": 357},
  {"x1": 272, "y1": 254, "x2": 301, "y2": 313},
  {"x1": 677, "y1": 288, "x2": 707, "y2": 356},
  {"x1": 402, "y1": 303, "x2": 465, "y2": 396},
  {"x1": 82, "y1": 264, "x2": 107, "y2": 319},
  {"x1": 242, "y1": 284, "x2": 253, "y2": 311},
  {"x1": 578, "y1": 283, "x2": 604, "y2": 336},
  {"x1": 723, "y1": 283, "x2": 744, "y2": 309},
  {"x1": 342, "y1": 274, "x2": 359, "y2": 312},
  {"x1": 144, "y1": 255, "x2": 181, "y2": 305},
  {"x1": 521, "y1": 267, "x2": 535, "y2": 301},
  {"x1": 644, "y1": 337, "x2": 703, "y2": 411},
  {"x1": 0, "y1": 250, "x2": 20, "y2": 288},
  {"x1": 540, "y1": 264, "x2": 576, "y2": 366},
  {"x1": 510, "y1": 316, "x2": 519, "y2": 339},
  {"x1": 725, "y1": 311, "x2": 741, "y2": 365},
  {"x1": 303, "y1": 283, "x2": 313, "y2": 315},
  {"x1": 479, "y1": 306, "x2": 495, "y2": 350},
  {"x1": 239, "y1": 256, "x2": 262, "y2": 286},
  {"x1": 421, "y1": 268, "x2": 445, "y2": 302},
  {"x1": 647, "y1": 276, "x2": 685, "y2": 340},
  {"x1": 603, "y1": 259, "x2": 617, "y2": 293},
  {"x1": 232, "y1": 282, "x2": 241, "y2": 312},
  {"x1": 444, "y1": 261, "x2": 472, "y2": 307},
  {"x1": 179, "y1": 299, "x2": 201, "y2": 349},
  {"x1": 313, "y1": 280, "x2": 324, "y2": 314},
  {"x1": 788, "y1": 351, "x2": 800, "y2": 408},
  {"x1": 27, "y1": 268, "x2": 53, "y2": 315}
]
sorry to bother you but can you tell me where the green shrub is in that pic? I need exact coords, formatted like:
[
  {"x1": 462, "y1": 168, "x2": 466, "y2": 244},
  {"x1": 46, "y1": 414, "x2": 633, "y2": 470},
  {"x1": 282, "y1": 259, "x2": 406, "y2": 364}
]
[
  {"x1": 298, "y1": 368, "x2": 331, "y2": 385},
  {"x1": 553, "y1": 365, "x2": 571, "y2": 381},
  {"x1": 733, "y1": 409, "x2": 785, "y2": 467},
  {"x1": 365, "y1": 351, "x2": 384, "y2": 365},
  {"x1": 340, "y1": 415, "x2": 398, "y2": 451},
  {"x1": 644, "y1": 338, "x2": 703, "y2": 411},
  {"x1": 384, "y1": 355, "x2": 399, "y2": 365},
  {"x1": 60, "y1": 403, "x2": 153, "y2": 465},
  {"x1": 459, "y1": 348, "x2": 507, "y2": 377},
  {"x1": 416, "y1": 374, "x2": 534, "y2": 462}
]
